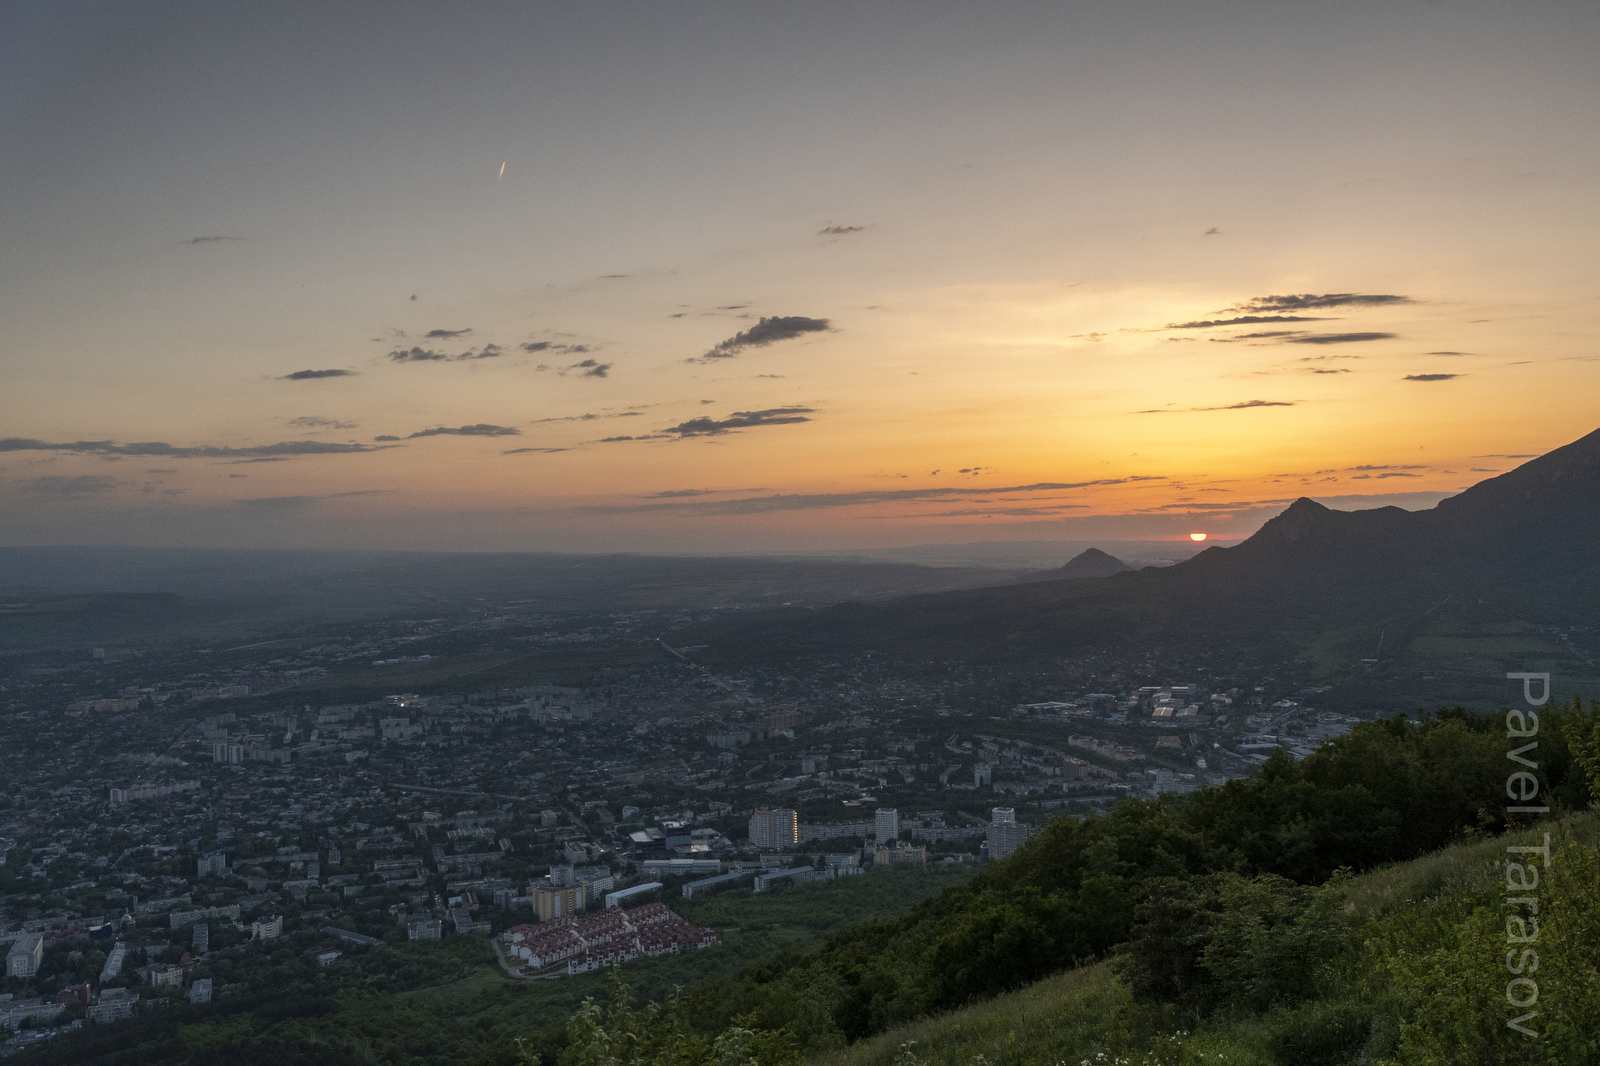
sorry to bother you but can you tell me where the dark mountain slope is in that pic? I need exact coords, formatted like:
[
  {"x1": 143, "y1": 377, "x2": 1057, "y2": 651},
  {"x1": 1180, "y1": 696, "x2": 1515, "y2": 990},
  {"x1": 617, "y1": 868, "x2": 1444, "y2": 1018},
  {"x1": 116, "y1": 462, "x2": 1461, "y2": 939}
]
[{"x1": 685, "y1": 428, "x2": 1600, "y2": 665}]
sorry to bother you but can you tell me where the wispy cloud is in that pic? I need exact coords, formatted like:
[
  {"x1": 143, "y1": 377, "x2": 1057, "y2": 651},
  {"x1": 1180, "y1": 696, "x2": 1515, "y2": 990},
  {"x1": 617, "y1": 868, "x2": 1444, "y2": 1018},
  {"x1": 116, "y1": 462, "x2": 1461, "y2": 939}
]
[
  {"x1": 1221, "y1": 293, "x2": 1413, "y2": 313},
  {"x1": 530, "y1": 411, "x2": 643, "y2": 424},
  {"x1": 424, "y1": 328, "x2": 473, "y2": 339},
  {"x1": 406, "y1": 424, "x2": 520, "y2": 438},
  {"x1": 19, "y1": 475, "x2": 120, "y2": 498},
  {"x1": 1288, "y1": 332, "x2": 1396, "y2": 345},
  {"x1": 818, "y1": 224, "x2": 865, "y2": 236},
  {"x1": 1209, "y1": 331, "x2": 1306, "y2": 343},
  {"x1": 1403, "y1": 373, "x2": 1460, "y2": 382},
  {"x1": 1136, "y1": 400, "x2": 1296, "y2": 414},
  {"x1": 663, "y1": 407, "x2": 815, "y2": 437},
  {"x1": 182, "y1": 236, "x2": 245, "y2": 245},
  {"x1": 577, "y1": 477, "x2": 1164, "y2": 516},
  {"x1": 388, "y1": 347, "x2": 451, "y2": 362},
  {"x1": 1165, "y1": 315, "x2": 1328, "y2": 329},
  {"x1": 288, "y1": 416, "x2": 357, "y2": 430},
  {"x1": 697, "y1": 316, "x2": 830, "y2": 361},
  {"x1": 0, "y1": 437, "x2": 382, "y2": 459},
  {"x1": 503, "y1": 447, "x2": 571, "y2": 455},
  {"x1": 282, "y1": 368, "x2": 354, "y2": 380}
]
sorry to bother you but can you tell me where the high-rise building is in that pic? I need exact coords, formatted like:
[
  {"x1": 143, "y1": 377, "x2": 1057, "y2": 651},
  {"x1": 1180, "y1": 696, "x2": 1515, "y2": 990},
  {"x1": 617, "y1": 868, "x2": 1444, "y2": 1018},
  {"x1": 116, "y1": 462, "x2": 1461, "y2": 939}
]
[
  {"x1": 532, "y1": 869, "x2": 588, "y2": 920},
  {"x1": 748, "y1": 807, "x2": 799, "y2": 849},
  {"x1": 986, "y1": 808, "x2": 1029, "y2": 861},
  {"x1": 196, "y1": 850, "x2": 228, "y2": 877},
  {"x1": 874, "y1": 808, "x2": 900, "y2": 846}
]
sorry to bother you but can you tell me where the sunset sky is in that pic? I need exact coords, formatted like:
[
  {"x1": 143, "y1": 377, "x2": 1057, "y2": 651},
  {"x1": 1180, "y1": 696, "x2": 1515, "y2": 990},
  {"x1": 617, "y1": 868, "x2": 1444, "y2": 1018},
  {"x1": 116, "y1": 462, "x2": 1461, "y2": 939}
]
[{"x1": 3, "y1": 1, "x2": 1598, "y2": 553}]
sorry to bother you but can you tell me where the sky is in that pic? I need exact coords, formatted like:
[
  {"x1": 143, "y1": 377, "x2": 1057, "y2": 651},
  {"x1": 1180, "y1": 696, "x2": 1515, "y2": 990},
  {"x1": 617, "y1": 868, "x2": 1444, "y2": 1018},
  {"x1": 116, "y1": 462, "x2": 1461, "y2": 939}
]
[{"x1": 3, "y1": 1, "x2": 1598, "y2": 554}]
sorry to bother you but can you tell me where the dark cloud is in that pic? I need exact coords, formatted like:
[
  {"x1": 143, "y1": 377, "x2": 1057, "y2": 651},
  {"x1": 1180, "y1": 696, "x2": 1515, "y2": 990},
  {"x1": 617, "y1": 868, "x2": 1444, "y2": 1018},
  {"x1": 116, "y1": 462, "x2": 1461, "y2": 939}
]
[
  {"x1": 1288, "y1": 332, "x2": 1397, "y2": 345},
  {"x1": 643, "y1": 489, "x2": 719, "y2": 498},
  {"x1": 818, "y1": 225, "x2": 864, "y2": 236},
  {"x1": 665, "y1": 407, "x2": 816, "y2": 437},
  {"x1": 20, "y1": 475, "x2": 120, "y2": 498},
  {"x1": 600, "y1": 274, "x2": 632, "y2": 279},
  {"x1": 578, "y1": 477, "x2": 1165, "y2": 516},
  {"x1": 1222, "y1": 293, "x2": 1414, "y2": 313},
  {"x1": 0, "y1": 437, "x2": 381, "y2": 459},
  {"x1": 1428, "y1": 351, "x2": 1472, "y2": 356},
  {"x1": 522, "y1": 341, "x2": 592, "y2": 355},
  {"x1": 389, "y1": 347, "x2": 451, "y2": 362},
  {"x1": 458, "y1": 344, "x2": 503, "y2": 360},
  {"x1": 182, "y1": 236, "x2": 245, "y2": 244},
  {"x1": 288, "y1": 416, "x2": 357, "y2": 430},
  {"x1": 502, "y1": 447, "x2": 572, "y2": 455},
  {"x1": 699, "y1": 316, "x2": 830, "y2": 360},
  {"x1": 597, "y1": 435, "x2": 673, "y2": 443},
  {"x1": 1404, "y1": 373, "x2": 1460, "y2": 382},
  {"x1": 1475, "y1": 453, "x2": 1537, "y2": 459},
  {"x1": 1349, "y1": 464, "x2": 1428, "y2": 471},
  {"x1": 424, "y1": 328, "x2": 473, "y2": 339},
  {"x1": 373, "y1": 435, "x2": 401, "y2": 442},
  {"x1": 1209, "y1": 331, "x2": 1306, "y2": 343},
  {"x1": 1167, "y1": 315, "x2": 1328, "y2": 329},
  {"x1": 406, "y1": 424, "x2": 520, "y2": 438},
  {"x1": 282, "y1": 369, "x2": 354, "y2": 380},
  {"x1": 1309, "y1": 368, "x2": 1350, "y2": 374}
]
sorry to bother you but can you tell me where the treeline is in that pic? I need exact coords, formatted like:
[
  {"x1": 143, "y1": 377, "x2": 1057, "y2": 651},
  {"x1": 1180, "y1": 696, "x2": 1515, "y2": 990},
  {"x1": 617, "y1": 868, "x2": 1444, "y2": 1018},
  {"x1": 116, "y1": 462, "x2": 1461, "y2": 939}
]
[{"x1": 651, "y1": 703, "x2": 1600, "y2": 1053}]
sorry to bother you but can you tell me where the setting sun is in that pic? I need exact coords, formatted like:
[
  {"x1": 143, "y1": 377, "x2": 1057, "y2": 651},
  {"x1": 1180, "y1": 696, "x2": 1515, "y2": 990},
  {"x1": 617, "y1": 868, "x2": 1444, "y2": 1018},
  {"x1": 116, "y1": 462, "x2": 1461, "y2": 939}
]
[{"x1": 1190, "y1": 533, "x2": 1208, "y2": 541}]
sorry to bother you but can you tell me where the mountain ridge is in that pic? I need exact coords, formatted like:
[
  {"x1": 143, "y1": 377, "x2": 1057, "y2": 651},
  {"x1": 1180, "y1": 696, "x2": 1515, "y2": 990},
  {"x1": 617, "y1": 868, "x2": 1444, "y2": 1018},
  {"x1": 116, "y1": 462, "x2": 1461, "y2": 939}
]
[{"x1": 684, "y1": 428, "x2": 1600, "y2": 678}]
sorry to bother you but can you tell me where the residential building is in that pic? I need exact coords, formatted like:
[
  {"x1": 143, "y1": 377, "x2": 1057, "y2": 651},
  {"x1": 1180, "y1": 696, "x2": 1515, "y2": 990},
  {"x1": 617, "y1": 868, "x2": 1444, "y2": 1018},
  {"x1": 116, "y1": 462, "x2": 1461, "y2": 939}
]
[
  {"x1": 754, "y1": 865, "x2": 817, "y2": 892},
  {"x1": 531, "y1": 874, "x2": 587, "y2": 921},
  {"x1": 873, "y1": 841, "x2": 927, "y2": 867},
  {"x1": 6, "y1": 933, "x2": 42, "y2": 978},
  {"x1": 188, "y1": 978, "x2": 213, "y2": 1004},
  {"x1": 748, "y1": 807, "x2": 799, "y2": 849},
  {"x1": 87, "y1": 989, "x2": 139, "y2": 1023},
  {"x1": 196, "y1": 850, "x2": 228, "y2": 877},
  {"x1": 136, "y1": 962, "x2": 184, "y2": 987},
  {"x1": 874, "y1": 807, "x2": 900, "y2": 845},
  {"x1": 986, "y1": 807, "x2": 1030, "y2": 860},
  {"x1": 251, "y1": 915, "x2": 283, "y2": 941},
  {"x1": 407, "y1": 918, "x2": 442, "y2": 940},
  {"x1": 605, "y1": 882, "x2": 664, "y2": 907}
]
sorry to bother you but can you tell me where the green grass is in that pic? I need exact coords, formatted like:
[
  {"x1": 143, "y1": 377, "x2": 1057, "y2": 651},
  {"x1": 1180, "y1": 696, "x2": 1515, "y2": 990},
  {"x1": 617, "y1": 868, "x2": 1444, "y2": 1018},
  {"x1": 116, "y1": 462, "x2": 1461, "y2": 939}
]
[{"x1": 809, "y1": 810, "x2": 1600, "y2": 1066}]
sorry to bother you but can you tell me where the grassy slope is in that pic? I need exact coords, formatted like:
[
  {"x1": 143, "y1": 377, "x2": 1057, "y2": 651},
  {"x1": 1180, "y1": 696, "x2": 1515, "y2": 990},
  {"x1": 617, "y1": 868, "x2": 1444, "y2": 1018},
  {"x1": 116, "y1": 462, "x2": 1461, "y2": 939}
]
[{"x1": 813, "y1": 811, "x2": 1600, "y2": 1066}]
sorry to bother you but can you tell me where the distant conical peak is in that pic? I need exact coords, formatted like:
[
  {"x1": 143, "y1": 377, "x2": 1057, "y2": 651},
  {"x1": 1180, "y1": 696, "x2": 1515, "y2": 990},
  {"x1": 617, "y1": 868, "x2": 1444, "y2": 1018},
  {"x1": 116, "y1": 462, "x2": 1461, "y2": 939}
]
[{"x1": 1052, "y1": 548, "x2": 1134, "y2": 577}]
